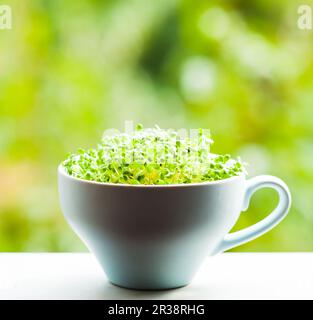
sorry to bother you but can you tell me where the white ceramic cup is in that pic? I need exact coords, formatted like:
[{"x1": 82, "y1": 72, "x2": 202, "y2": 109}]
[{"x1": 58, "y1": 167, "x2": 291, "y2": 290}]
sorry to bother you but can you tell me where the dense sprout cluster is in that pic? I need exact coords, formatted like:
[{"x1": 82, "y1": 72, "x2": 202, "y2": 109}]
[{"x1": 62, "y1": 125, "x2": 246, "y2": 185}]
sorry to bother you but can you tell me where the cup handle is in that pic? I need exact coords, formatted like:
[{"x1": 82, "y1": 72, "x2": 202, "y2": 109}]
[{"x1": 213, "y1": 175, "x2": 291, "y2": 254}]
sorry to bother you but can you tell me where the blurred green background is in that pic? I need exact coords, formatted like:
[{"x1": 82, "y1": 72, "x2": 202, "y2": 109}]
[{"x1": 0, "y1": 0, "x2": 312, "y2": 251}]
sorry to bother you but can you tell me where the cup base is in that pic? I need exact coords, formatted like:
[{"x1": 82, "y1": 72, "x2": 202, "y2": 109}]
[{"x1": 109, "y1": 280, "x2": 190, "y2": 291}]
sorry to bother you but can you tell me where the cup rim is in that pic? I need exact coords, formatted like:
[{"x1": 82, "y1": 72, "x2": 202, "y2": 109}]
[{"x1": 58, "y1": 164, "x2": 245, "y2": 188}]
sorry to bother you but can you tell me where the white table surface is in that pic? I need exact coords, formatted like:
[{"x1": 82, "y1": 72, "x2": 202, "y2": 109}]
[{"x1": 0, "y1": 253, "x2": 312, "y2": 300}]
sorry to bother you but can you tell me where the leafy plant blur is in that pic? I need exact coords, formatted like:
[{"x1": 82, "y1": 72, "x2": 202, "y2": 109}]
[{"x1": 0, "y1": 0, "x2": 312, "y2": 251}]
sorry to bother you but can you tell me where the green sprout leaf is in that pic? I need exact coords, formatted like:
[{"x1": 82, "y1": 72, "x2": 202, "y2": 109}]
[{"x1": 62, "y1": 125, "x2": 246, "y2": 185}]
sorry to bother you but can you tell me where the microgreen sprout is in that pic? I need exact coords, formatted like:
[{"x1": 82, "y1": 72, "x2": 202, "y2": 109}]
[{"x1": 62, "y1": 125, "x2": 246, "y2": 185}]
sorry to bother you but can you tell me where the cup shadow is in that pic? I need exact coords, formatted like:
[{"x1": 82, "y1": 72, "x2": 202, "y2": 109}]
[{"x1": 96, "y1": 281, "x2": 189, "y2": 300}]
